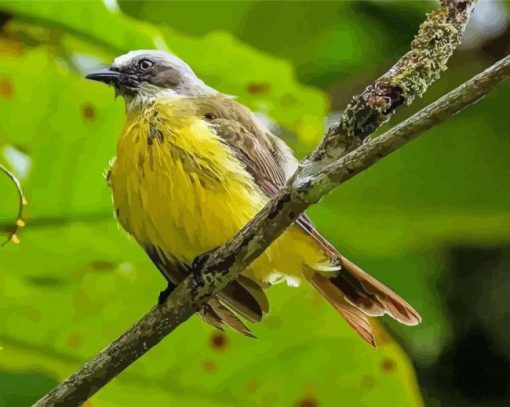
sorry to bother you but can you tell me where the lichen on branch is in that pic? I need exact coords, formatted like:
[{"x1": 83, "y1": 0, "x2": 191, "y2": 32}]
[
  {"x1": 388, "y1": 0, "x2": 474, "y2": 102},
  {"x1": 306, "y1": 0, "x2": 478, "y2": 165}
]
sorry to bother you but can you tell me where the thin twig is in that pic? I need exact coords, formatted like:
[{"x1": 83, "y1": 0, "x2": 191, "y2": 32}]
[
  {"x1": 305, "y1": 54, "x2": 510, "y2": 202},
  {"x1": 304, "y1": 0, "x2": 478, "y2": 170},
  {"x1": 0, "y1": 164, "x2": 27, "y2": 246}
]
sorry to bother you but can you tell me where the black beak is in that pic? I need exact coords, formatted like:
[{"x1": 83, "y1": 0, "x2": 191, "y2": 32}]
[{"x1": 85, "y1": 68, "x2": 125, "y2": 84}]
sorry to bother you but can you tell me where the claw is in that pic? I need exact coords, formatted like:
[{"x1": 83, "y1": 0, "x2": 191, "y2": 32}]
[
  {"x1": 158, "y1": 281, "x2": 177, "y2": 305},
  {"x1": 190, "y1": 248, "x2": 217, "y2": 290},
  {"x1": 190, "y1": 252, "x2": 208, "y2": 289}
]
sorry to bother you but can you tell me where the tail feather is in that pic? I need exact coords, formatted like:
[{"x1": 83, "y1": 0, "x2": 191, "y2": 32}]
[
  {"x1": 237, "y1": 275, "x2": 270, "y2": 314},
  {"x1": 202, "y1": 276, "x2": 268, "y2": 334},
  {"x1": 217, "y1": 277, "x2": 269, "y2": 323},
  {"x1": 304, "y1": 252, "x2": 421, "y2": 346},
  {"x1": 299, "y1": 217, "x2": 421, "y2": 340},
  {"x1": 200, "y1": 301, "x2": 227, "y2": 332},
  {"x1": 202, "y1": 298, "x2": 255, "y2": 337},
  {"x1": 339, "y1": 257, "x2": 422, "y2": 326},
  {"x1": 308, "y1": 272, "x2": 376, "y2": 347},
  {"x1": 199, "y1": 277, "x2": 267, "y2": 336}
]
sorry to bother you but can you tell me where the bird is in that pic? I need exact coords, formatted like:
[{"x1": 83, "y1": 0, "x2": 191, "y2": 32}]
[{"x1": 86, "y1": 50, "x2": 421, "y2": 346}]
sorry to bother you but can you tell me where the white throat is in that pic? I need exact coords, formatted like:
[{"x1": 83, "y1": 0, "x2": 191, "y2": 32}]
[{"x1": 124, "y1": 83, "x2": 181, "y2": 113}]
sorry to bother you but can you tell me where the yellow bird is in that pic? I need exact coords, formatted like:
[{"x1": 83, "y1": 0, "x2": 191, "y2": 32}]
[{"x1": 86, "y1": 50, "x2": 421, "y2": 345}]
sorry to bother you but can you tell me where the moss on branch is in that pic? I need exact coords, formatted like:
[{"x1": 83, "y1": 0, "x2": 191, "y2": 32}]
[{"x1": 306, "y1": 0, "x2": 478, "y2": 166}]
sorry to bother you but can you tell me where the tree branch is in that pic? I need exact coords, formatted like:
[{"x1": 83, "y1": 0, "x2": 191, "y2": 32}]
[
  {"x1": 304, "y1": 0, "x2": 478, "y2": 169},
  {"x1": 34, "y1": 1, "x2": 487, "y2": 406},
  {"x1": 302, "y1": 54, "x2": 510, "y2": 202}
]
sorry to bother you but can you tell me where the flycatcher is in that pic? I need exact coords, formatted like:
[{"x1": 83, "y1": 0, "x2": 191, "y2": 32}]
[{"x1": 86, "y1": 50, "x2": 421, "y2": 345}]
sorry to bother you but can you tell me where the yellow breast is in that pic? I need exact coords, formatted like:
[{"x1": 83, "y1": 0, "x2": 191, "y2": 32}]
[{"x1": 109, "y1": 98, "x2": 322, "y2": 284}]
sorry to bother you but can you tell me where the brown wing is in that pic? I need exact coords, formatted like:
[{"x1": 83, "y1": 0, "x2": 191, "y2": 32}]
[
  {"x1": 195, "y1": 95, "x2": 290, "y2": 190},
  {"x1": 195, "y1": 95, "x2": 421, "y2": 344},
  {"x1": 307, "y1": 272, "x2": 376, "y2": 347},
  {"x1": 195, "y1": 95, "x2": 336, "y2": 246}
]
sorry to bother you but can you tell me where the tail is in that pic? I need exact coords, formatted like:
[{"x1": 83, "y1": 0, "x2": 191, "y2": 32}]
[{"x1": 305, "y1": 255, "x2": 421, "y2": 347}]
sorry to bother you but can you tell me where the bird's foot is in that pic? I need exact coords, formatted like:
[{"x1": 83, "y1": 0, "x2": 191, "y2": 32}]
[
  {"x1": 190, "y1": 247, "x2": 218, "y2": 291},
  {"x1": 158, "y1": 281, "x2": 177, "y2": 305},
  {"x1": 190, "y1": 252, "x2": 209, "y2": 290}
]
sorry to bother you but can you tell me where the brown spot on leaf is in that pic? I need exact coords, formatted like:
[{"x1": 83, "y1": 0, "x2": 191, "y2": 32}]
[
  {"x1": 381, "y1": 358, "x2": 396, "y2": 373},
  {"x1": 82, "y1": 103, "x2": 96, "y2": 121},
  {"x1": 0, "y1": 77, "x2": 13, "y2": 99},
  {"x1": 67, "y1": 332, "x2": 82, "y2": 349},
  {"x1": 247, "y1": 82, "x2": 270, "y2": 95},
  {"x1": 202, "y1": 360, "x2": 217, "y2": 373},
  {"x1": 210, "y1": 332, "x2": 228, "y2": 351},
  {"x1": 361, "y1": 375, "x2": 374, "y2": 389},
  {"x1": 246, "y1": 378, "x2": 259, "y2": 393},
  {"x1": 295, "y1": 396, "x2": 319, "y2": 407}
]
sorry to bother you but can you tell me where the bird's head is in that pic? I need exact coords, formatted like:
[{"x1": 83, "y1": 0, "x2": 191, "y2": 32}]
[{"x1": 86, "y1": 50, "x2": 214, "y2": 106}]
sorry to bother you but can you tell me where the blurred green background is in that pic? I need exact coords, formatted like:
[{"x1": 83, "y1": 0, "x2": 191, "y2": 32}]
[{"x1": 0, "y1": 1, "x2": 509, "y2": 406}]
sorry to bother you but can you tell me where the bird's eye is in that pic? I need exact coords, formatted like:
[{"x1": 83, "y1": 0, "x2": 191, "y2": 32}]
[{"x1": 138, "y1": 59, "x2": 153, "y2": 72}]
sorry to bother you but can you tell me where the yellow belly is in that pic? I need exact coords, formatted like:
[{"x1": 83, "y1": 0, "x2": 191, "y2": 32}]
[{"x1": 109, "y1": 100, "x2": 323, "y2": 284}]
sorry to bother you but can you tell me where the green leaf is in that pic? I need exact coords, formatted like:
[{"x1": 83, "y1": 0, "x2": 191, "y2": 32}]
[{"x1": 0, "y1": 48, "x2": 122, "y2": 220}]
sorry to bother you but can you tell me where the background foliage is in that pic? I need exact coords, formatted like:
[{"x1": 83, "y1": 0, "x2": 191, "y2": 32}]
[{"x1": 0, "y1": 1, "x2": 509, "y2": 406}]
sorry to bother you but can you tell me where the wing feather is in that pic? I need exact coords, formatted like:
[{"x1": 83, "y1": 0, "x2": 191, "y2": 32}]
[{"x1": 195, "y1": 95, "x2": 421, "y2": 340}]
